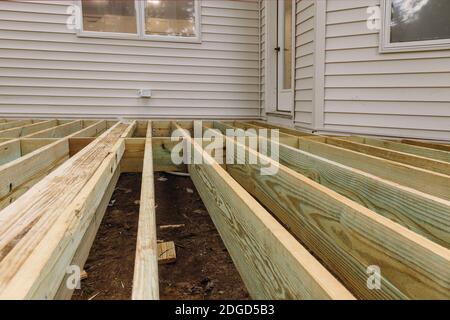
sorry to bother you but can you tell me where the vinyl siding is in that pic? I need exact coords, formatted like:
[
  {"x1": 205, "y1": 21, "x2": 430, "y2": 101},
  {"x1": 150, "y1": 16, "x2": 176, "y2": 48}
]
[
  {"x1": 0, "y1": 0, "x2": 260, "y2": 119},
  {"x1": 323, "y1": 0, "x2": 450, "y2": 140},
  {"x1": 295, "y1": 0, "x2": 315, "y2": 129}
]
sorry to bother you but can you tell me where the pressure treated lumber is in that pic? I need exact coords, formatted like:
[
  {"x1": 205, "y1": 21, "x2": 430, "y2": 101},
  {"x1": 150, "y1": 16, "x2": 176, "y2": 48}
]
[
  {"x1": 214, "y1": 121, "x2": 450, "y2": 249},
  {"x1": 67, "y1": 120, "x2": 107, "y2": 138},
  {"x1": 0, "y1": 138, "x2": 69, "y2": 210},
  {"x1": 54, "y1": 165, "x2": 120, "y2": 300},
  {"x1": 240, "y1": 121, "x2": 450, "y2": 175},
  {"x1": 401, "y1": 139, "x2": 450, "y2": 152},
  {"x1": 132, "y1": 121, "x2": 159, "y2": 300},
  {"x1": 25, "y1": 120, "x2": 84, "y2": 139},
  {"x1": 212, "y1": 123, "x2": 449, "y2": 299},
  {"x1": 121, "y1": 138, "x2": 186, "y2": 173},
  {"x1": 175, "y1": 123, "x2": 354, "y2": 300},
  {"x1": 0, "y1": 120, "x2": 58, "y2": 139},
  {"x1": 0, "y1": 140, "x2": 21, "y2": 166},
  {"x1": 315, "y1": 136, "x2": 450, "y2": 175},
  {"x1": 0, "y1": 122, "x2": 129, "y2": 299},
  {"x1": 340, "y1": 136, "x2": 450, "y2": 163},
  {"x1": 235, "y1": 121, "x2": 450, "y2": 201},
  {"x1": 0, "y1": 120, "x2": 34, "y2": 131}
]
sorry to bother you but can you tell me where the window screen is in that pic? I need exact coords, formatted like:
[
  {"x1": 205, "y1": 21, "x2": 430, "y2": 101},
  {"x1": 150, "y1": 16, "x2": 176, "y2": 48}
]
[{"x1": 390, "y1": 0, "x2": 450, "y2": 43}]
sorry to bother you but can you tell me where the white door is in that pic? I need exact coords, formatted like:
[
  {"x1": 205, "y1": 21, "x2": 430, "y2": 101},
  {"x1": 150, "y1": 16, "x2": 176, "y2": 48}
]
[{"x1": 276, "y1": 0, "x2": 294, "y2": 112}]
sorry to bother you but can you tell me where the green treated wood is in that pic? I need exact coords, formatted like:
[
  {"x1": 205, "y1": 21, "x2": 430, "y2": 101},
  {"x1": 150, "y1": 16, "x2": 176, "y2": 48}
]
[
  {"x1": 0, "y1": 120, "x2": 59, "y2": 139},
  {"x1": 319, "y1": 137, "x2": 450, "y2": 176},
  {"x1": 219, "y1": 131, "x2": 450, "y2": 299},
  {"x1": 340, "y1": 136, "x2": 450, "y2": 163},
  {"x1": 296, "y1": 138, "x2": 450, "y2": 201},
  {"x1": 401, "y1": 139, "x2": 450, "y2": 153},
  {"x1": 214, "y1": 121, "x2": 450, "y2": 249},
  {"x1": 178, "y1": 124, "x2": 354, "y2": 300}
]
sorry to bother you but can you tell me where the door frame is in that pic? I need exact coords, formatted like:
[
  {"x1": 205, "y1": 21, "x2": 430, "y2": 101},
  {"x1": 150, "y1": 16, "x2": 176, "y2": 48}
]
[{"x1": 264, "y1": 0, "x2": 295, "y2": 117}]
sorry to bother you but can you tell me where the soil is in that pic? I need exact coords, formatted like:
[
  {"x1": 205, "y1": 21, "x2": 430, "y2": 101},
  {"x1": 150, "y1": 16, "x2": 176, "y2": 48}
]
[{"x1": 72, "y1": 172, "x2": 249, "y2": 300}]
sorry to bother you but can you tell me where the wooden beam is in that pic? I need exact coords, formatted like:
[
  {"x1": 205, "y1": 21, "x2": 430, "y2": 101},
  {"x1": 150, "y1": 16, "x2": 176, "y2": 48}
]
[
  {"x1": 215, "y1": 126, "x2": 450, "y2": 299},
  {"x1": 0, "y1": 120, "x2": 34, "y2": 131},
  {"x1": 401, "y1": 139, "x2": 450, "y2": 153},
  {"x1": 339, "y1": 136, "x2": 450, "y2": 163},
  {"x1": 0, "y1": 122, "x2": 129, "y2": 299},
  {"x1": 121, "y1": 138, "x2": 186, "y2": 173},
  {"x1": 316, "y1": 137, "x2": 450, "y2": 175},
  {"x1": 214, "y1": 121, "x2": 450, "y2": 249},
  {"x1": 67, "y1": 120, "x2": 107, "y2": 138},
  {"x1": 235, "y1": 121, "x2": 450, "y2": 201},
  {"x1": 175, "y1": 123, "x2": 354, "y2": 300},
  {"x1": 132, "y1": 121, "x2": 159, "y2": 300},
  {"x1": 0, "y1": 120, "x2": 59, "y2": 139},
  {"x1": 246, "y1": 120, "x2": 315, "y2": 137},
  {"x1": 0, "y1": 140, "x2": 21, "y2": 166},
  {"x1": 54, "y1": 165, "x2": 120, "y2": 300},
  {"x1": 0, "y1": 139, "x2": 69, "y2": 210},
  {"x1": 25, "y1": 120, "x2": 84, "y2": 139},
  {"x1": 68, "y1": 137, "x2": 95, "y2": 157}
]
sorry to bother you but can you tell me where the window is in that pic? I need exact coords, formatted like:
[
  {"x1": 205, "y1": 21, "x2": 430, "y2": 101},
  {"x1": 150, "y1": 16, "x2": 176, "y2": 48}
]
[
  {"x1": 380, "y1": 0, "x2": 450, "y2": 52},
  {"x1": 78, "y1": 0, "x2": 201, "y2": 42}
]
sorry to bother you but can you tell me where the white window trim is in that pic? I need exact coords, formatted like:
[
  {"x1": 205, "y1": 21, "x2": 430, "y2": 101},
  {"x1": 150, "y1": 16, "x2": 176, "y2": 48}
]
[
  {"x1": 380, "y1": 0, "x2": 450, "y2": 53},
  {"x1": 75, "y1": 0, "x2": 202, "y2": 43}
]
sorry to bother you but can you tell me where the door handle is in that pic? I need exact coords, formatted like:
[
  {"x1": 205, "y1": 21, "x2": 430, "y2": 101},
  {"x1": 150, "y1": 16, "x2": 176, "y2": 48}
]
[{"x1": 274, "y1": 46, "x2": 281, "y2": 52}]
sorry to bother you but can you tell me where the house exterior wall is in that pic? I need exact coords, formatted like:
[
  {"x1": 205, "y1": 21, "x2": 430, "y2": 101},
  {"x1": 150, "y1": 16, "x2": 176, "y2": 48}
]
[
  {"x1": 322, "y1": 0, "x2": 450, "y2": 140},
  {"x1": 294, "y1": 0, "x2": 315, "y2": 130},
  {"x1": 0, "y1": 0, "x2": 260, "y2": 119},
  {"x1": 261, "y1": 0, "x2": 450, "y2": 141}
]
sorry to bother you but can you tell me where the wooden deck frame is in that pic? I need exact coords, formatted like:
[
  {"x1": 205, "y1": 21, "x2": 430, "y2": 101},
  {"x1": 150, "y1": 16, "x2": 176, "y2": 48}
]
[
  {"x1": 214, "y1": 121, "x2": 450, "y2": 249},
  {"x1": 234, "y1": 121, "x2": 450, "y2": 201},
  {"x1": 208, "y1": 121, "x2": 449, "y2": 299},
  {"x1": 0, "y1": 118, "x2": 447, "y2": 300},
  {"x1": 174, "y1": 122, "x2": 354, "y2": 300}
]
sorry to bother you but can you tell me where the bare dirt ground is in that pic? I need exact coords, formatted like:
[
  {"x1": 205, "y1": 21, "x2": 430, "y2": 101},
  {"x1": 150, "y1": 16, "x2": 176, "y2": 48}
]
[{"x1": 72, "y1": 172, "x2": 249, "y2": 300}]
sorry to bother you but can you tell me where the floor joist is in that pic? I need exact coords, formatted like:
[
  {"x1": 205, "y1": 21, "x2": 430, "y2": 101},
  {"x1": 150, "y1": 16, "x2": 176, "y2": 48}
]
[{"x1": 210, "y1": 121, "x2": 450, "y2": 299}]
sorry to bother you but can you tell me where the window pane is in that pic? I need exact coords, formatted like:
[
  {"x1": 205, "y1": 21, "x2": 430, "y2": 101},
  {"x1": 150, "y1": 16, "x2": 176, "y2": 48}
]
[
  {"x1": 391, "y1": 0, "x2": 450, "y2": 43},
  {"x1": 81, "y1": 0, "x2": 137, "y2": 33},
  {"x1": 145, "y1": 0, "x2": 196, "y2": 37},
  {"x1": 283, "y1": 0, "x2": 292, "y2": 90}
]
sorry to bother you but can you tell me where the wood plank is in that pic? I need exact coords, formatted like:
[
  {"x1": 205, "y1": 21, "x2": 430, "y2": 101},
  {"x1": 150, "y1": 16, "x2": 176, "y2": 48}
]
[
  {"x1": 319, "y1": 137, "x2": 450, "y2": 175},
  {"x1": 132, "y1": 121, "x2": 159, "y2": 300},
  {"x1": 176, "y1": 123, "x2": 354, "y2": 300},
  {"x1": 0, "y1": 120, "x2": 34, "y2": 131},
  {"x1": 68, "y1": 137, "x2": 95, "y2": 157},
  {"x1": 20, "y1": 139, "x2": 58, "y2": 156},
  {"x1": 235, "y1": 121, "x2": 450, "y2": 201},
  {"x1": 0, "y1": 140, "x2": 21, "y2": 166},
  {"x1": 121, "y1": 138, "x2": 186, "y2": 173},
  {"x1": 219, "y1": 128, "x2": 450, "y2": 299},
  {"x1": 0, "y1": 122, "x2": 129, "y2": 299},
  {"x1": 401, "y1": 139, "x2": 450, "y2": 153},
  {"x1": 296, "y1": 137, "x2": 450, "y2": 201},
  {"x1": 0, "y1": 139, "x2": 69, "y2": 210},
  {"x1": 54, "y1": 165, "x2": 120, "y2": 300},
  {"x1": 340, "y1": 136, "x2": 450, "y2": 163},
  {"x1": 157, "y1": 242, "x2": 176, "y2": 265},
  {"x1": 214, "y1": 121, "x2": 450, "y2": 249},
  {"x1": 246, "y1": 120, "x2": 315, "y2": 136},
  {"x1": 67, "y1": 120, "x2": 107, "y2": 138},
  {"x1": 0, "y1": 120, "x2": 58, "y2": 139},
  {"x1": 25, "y1": 120, "x2": 84, "y2": 139}
]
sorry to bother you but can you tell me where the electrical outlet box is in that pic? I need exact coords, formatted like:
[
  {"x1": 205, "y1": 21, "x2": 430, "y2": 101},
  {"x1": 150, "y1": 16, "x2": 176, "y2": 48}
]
[{"x1": 138, "y1": 89, "x2": 152, "y2": 98}]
